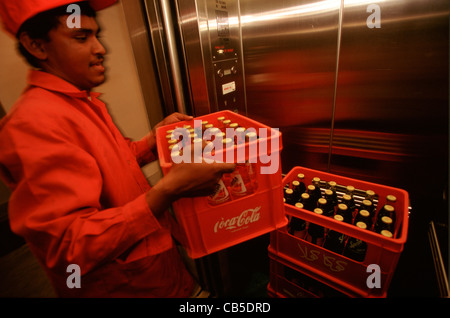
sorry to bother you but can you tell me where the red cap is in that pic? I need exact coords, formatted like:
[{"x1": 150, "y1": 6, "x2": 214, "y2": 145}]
[{"x1": 0, "y1": 0, "x2": 117, "y2": 36}]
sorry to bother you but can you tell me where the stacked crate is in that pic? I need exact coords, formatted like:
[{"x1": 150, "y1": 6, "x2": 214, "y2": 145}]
[{"x1": 268, "y1": 166, "x2": 410, "y2": 298}]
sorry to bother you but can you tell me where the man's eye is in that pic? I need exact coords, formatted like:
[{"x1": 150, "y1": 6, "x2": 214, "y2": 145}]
[{"x1": 75, "y1": 36, "x2": 87, "y2": 41}]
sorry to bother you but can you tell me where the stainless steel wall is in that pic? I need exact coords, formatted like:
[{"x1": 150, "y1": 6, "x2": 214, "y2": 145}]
[
  {"x1": 240, "y1": 0, "x2": 341, "y2": 173},
  {"x1": 240, "y1": 0, "x2": 448, "y2": 196}
]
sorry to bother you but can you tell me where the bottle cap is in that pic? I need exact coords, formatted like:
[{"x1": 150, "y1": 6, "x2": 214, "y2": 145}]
[
  {"x1": 366, "y1": 190, "x2": 375, "y2": 197},
  {"x1": 229, "y1": 123, "x2": 238, "y2": 128},
  {"x1": 245, "y1": 132, "x2": 258, "y2": 141},
  {"x1": 297, "y1": 173, "x2": 305, "y2": 180},
  {"x1": 285, "y1": 188, "x2": 293, "y2": 195},
  {"x1": 292, "y1": 180, "x2": 300, "y2": 186},
  {"x1": 328, "y1": 181, "x2": 337, "y2": 187},
  {"x1": 295, "y1": 202, "x2": 304, "y2": 209},
  {"x1": 362, "y1": 199, "x2": 372, "y2": 207},
  {"x1": 346, "y1": 185, "x2": 355, "y2": 193},
  {"x1": 314, "y1": 208, "x2": 323, "y2": 215},
  {"x1": 386, "y1": 195, "x2": 397, "y2": 203},
  {"x1": 355, "y1": 221, "x2": 367, "y2": 229},
  {"x1": 338, "y1": 203, "x2": 347, "y2": 210},
  {"x1": 301, "y1": 192, "x2": 310, "y2": 200},
  {"x1": 381, "y1": 216, "x2": 393, "y2": 224},
  {"x1": 318, "y1": 198, "x2": 326, "y2": 205},
  {"x1": 307, "y1": 185, "x2": 315, "y2": 191},
  {"x1": 342, "y1": 194, "x2": 351, "y2": 201},
  {"x1": 381, "y1": 230, "x2": 393, "y2": 238},
  {"x1": 324, "y1": 189, "x2": 333, "y2": 196},
  {"x1": 217, "y1": 116, "x2": 225, "y2": 121},
  {"x1": 384, "y1": 204, "x2": 394, "y2": 212},
  {"x1": 169, "y1": 144, "x2": 179, "y2": 151},
  {"x1": 312, "y1": 177, "x2": 321, "y2": 184},
  {"x1": 359, "y1": 209, "x2": 370, "y2": 217},
  {"x1": 333, "y1": 214, "x2": 344, "y2": 222},
  {"x1": 170, "y1": 150, "x2": 181, "y2": 160},
  {"x1": 222, "y1": 138, "x2": 233, "y2": 147}
]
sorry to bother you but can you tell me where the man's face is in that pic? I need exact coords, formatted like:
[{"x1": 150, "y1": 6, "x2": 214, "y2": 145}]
[{"x1": 41, "y1": 15, "x2": 106, "y2": 91}]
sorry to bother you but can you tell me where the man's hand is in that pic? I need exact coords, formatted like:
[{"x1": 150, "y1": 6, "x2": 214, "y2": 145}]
[
  {"x1": 153, "y1": 112, "x2": 193, "y2": 132},
  {"x1": 145, "y1": 160, "x2": 236, "y2": 216}
]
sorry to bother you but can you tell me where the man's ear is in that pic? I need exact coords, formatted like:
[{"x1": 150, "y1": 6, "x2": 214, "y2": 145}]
[{"x1": 18, "y1": 32, "x2": 48, "y2": 61}]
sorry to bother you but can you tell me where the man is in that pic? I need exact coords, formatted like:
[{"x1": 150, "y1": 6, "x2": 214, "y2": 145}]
[{"x1": 0, "y1": 0, "x2": 235, "y2": 297}]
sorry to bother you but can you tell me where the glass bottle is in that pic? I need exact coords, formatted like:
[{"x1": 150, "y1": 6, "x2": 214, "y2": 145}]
[
  {"x1": 343, "y1": 222, "x2": 368, "y2": 262},
  {"x1": 284, "y1": 188, "x2": 295, "y2": 206},
  {"x1": 354, "y1": 209, "x2": 372, "y2": 229},
  {"x1": 374, "y1": 216, "x2": 394, "y2": 234},
  {"x1": 336, "y1": 203, "x2": 352, "y2": 224},
  {"x1": 296, "y1": 173, "x2": 307, "y2": 196},
  {"x1": 327, "y1": 181, "x2": 338, "y2": 206},
  {"x1": 323, "y1": 214, "x2": 347, "y2": 254},
  {"x1": 305, "y1": 208, "x2": 325, "y2": 246},
  {"x1": 288, "y1": 203, "x2": 307, "y2": 239},
  {"x1": 318, "y1": 198, "x2": 334, "y2": 218},
  {"x1": 300, "y1": 192, "x2": 315, "y2": 211},
  {"x1": 360, "y1": 199, "x2": 375, "y2": 218}
]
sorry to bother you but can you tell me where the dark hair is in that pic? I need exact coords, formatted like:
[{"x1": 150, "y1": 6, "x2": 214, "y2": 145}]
[{"x1": 17, "y1": 2, "x2": 96, "y2": 68}]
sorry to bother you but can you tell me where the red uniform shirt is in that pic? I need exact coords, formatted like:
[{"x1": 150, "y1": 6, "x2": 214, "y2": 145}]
[{"x1": 0, "y1": 70, "x2": 195, "y2": 297}]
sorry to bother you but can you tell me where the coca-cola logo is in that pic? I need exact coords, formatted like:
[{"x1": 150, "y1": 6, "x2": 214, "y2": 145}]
[{"x1": 214, "y1": 206, "x2": 261, "y2": 233}]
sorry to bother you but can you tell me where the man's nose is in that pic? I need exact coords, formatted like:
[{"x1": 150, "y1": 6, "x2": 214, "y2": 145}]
[{"x1": 92, "y1": 37, "x2": 106, "y2": 56}]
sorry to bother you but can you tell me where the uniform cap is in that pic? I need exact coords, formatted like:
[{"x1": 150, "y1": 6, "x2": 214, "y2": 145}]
[{"x1": 0, "y1": 0, "x2": 117, "y2": 36}]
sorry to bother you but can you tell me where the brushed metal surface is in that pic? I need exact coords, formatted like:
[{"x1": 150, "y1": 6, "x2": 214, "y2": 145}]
[
  {"x1": 143, "y1": 0, "x2": 178, "y2": 115},
  {"x1": 176, "y1": 0, "x2": 213, "y2": 116},
  {"x1": 240, "y1": 0, "x2": 341, "y2": 172},
  {"x1": 330, "y1": 0, "x2": 449, "y2": 193}
]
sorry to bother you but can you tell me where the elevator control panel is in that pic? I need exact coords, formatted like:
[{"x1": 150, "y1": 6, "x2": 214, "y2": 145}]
[{"x1": 208, "y1": 0, "x2": 245, "y2": 114}]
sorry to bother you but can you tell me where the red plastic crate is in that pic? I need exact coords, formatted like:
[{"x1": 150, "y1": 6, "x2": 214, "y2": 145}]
[
  {"x1": 268, "y1": 251, "x2": 349, "y2": 298},
  {"x1": 156, "y1": 110, "x2": 287, "y2": 258},
  {"x1": 269, "y1": 166, "x2": 410, "y2": 297}
]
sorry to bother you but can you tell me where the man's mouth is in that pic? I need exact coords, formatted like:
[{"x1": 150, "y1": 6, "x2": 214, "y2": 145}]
[{"x1": 90, "y1": 59, "x2": 105, "y2": 72}]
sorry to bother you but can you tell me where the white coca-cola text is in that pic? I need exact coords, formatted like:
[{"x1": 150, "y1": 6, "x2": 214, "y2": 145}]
[{"x1": 214, "y1": 206, "x2": 261, "y2": 233}]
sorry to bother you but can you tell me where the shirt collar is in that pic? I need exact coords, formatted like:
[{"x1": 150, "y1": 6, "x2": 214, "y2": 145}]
[{"x1": 27, "y1": 70, "x2": 101, "y2": 99}]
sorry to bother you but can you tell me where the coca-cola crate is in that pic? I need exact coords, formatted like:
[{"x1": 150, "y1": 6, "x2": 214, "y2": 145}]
[
  {"x1": 156, "y1": 110, "x2": 287, "y2": 258},
  {"x1": 268, "y1": 250, "x2": 349, "y2": 298},
  {"x1": 269, "y1": 166, "x2": 410, "y2": 297}
]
